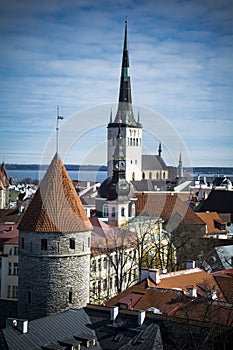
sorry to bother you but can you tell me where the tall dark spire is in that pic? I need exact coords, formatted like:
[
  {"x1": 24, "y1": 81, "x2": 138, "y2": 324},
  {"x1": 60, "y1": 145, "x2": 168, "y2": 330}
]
[{"x1": 113, "y1": 20, "x2": 137, "y2": 126}]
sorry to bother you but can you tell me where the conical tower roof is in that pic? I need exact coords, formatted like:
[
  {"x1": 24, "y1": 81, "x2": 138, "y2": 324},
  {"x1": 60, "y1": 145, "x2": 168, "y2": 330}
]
[
  {"x1": 18, "y1": 153, "x2": 92, "y2": 232},
  {"x1": 113, "y1": 20, "x2": 138, "y2": 126}
]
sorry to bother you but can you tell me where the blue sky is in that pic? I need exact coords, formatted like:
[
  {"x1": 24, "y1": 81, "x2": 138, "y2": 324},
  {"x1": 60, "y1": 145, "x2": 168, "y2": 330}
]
[{"x1": 0, "y1": 0, "x2": 232, "y2": 168}]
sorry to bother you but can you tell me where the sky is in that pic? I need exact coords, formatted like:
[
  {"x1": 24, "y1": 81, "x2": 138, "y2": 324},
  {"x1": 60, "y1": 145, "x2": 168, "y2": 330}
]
[{"x1": 0, "y1": 0, "x2": 232, "y2": 168}]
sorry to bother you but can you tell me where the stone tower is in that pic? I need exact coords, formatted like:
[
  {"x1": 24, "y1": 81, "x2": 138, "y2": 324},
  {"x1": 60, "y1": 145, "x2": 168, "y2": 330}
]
[
  {"x1": 107, "y1": 20, "x2": 142, "y2": 182},
  {"x1": 17, "y1": 153, "x2": 92, "y2": 320}
]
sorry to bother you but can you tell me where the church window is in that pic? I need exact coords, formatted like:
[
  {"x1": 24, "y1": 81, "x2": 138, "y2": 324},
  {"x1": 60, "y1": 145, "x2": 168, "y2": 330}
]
[
  {"x1": 136, "y1": 138, "x2": 138, "y2": 146},
  {"x1": 131, "y1": 204, "x2": 136, "y2": 217},
  {"x1": 149, "y1": 172, "x2": 152, "y2": 179},
  {"x1": 103, "y1": 204, "x2": 108, "y2": 217},
  {"x1": 130, "y1": 138, "x2": 132, "y2": 146},
  {"x1": 132, "y1": 172, "x2": 135, "y2": 181},
  {"x1": 130, "y1": 129, "x2": 132, "y2": 136},
  {"x1": 133, "y1": 138, "x2": 135, "y2": 146},
  {"x1": 41, "y1": 238, "x2": 47, "y2": 250},
  {"x1": 142, "y1": 172, "x2": 145, "y2": 180},
  {"x1": 121, "y1": 207, "x2": 125, "y2": 217},
  {"x1": 21, "y1": 237, "x2": 24, "y2": 249},
  {"x1": 69, "y1": 289, "x2": 73, "y2": 303},
  {"x1": 70, "y1": 238, "x2": 75, "y2": 249},
  {"x1": 163, "y1": 171, "x2": 166, "y2": 179},
  {"x1": 112, "y1": 207, "x2": 115, "y2": 217},
  {"x1": 131, "y1": 160, "x2": 132, "y2": 164}
]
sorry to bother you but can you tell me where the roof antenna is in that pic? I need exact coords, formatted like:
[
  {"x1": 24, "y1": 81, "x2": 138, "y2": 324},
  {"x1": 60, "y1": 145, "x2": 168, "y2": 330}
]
[{"x1": 56, "y1": 105, "x2": 63, "y2": 155}]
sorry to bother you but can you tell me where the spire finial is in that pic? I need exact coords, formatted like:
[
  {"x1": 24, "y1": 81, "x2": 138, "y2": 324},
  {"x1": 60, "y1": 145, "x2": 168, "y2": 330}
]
[
  {"x1": 158, "y1": 142, "x2": 162, "y2": 157},
  {"x1": 56, "y1": 105, "x2": 64, "y2": 155}
]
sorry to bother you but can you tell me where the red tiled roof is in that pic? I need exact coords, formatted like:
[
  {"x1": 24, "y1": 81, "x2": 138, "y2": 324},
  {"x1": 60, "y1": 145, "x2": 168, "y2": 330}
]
[
  {"x1": 135, "y1": 192, "x2": 205, "y2": 226},
  {"x1": 18, "y1": 154, "x2": 92, "y2": 233},
  {"x1": 212, "y1": 269, "x2": 233, "y2": 303},
  {"x1": 195, "y1": 212, "x2": 228, "y2": 234}
]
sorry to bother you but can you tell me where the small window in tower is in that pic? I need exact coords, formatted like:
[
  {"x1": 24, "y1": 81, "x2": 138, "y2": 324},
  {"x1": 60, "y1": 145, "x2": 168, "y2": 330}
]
[
  {"x1": 112, "y1": 207, "x2": 115, "y2": 217},
  {"x1": 88, "y1": 237, "x2": 90, "y2": 247},
  {"x1": 21, "y1": 237, "x2": 24, "y2": 249},
  {"x1": 130, "y1": 138, "x2": 132, "y2": 146},
  {"x1": 69, "y1": 289, "x2": 73, "y2": 303},
  {"x1": 70, "y1": 238, "x2": 75, "y2": 250},
  {"x1": 142, "y1": 172, "x2": 145, "y2": 180},
  {"x1": 121, "y1": 207, "x2": 125, "y2": 217},
  {"x1": 103, "y1": 204, "x2": 108, "y2": 217},
  {"x1": 41, "y1": 239, "x2": 47, "y2": 250},
  {"x1": 132, "y1": 172, "x2": 135, "y2": 181},
  {"x1": 136, "y1": 138, "x2": 138, "y2": 146}
]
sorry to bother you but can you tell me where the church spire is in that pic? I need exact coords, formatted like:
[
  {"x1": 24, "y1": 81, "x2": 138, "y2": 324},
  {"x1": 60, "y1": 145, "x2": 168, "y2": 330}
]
[
  {"x1": 113, "y1": 19, "x2": 137, "y2": 126},
  {"x1": 158, "y1": 142, "x2": 162, "y2": 157}
]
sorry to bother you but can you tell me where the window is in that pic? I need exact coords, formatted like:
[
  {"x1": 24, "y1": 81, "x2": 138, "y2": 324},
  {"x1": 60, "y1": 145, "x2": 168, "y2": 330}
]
[
  {"x1": 98, "y1": 259, "x2": 101, "y2": 272},
  {"x1": 69, "y1": 290, "x2": 73, "y2": 303},
  {"x1": 70, "y1": 238, "x2": 75, "y2": 250},
  {"x1": 131, "y1": 204, "x2": 136, "y2": 217},
  {"x1": 103, "y1": 257, "x2": 107, "y2": 269},
  {"x1": 9, "y1": 248, "x2": 12, "y2": 255},
  {"x1": 12, "y1": 286, "x2": 18, "y2": 299},
  {"x1": 7, "y1": 285, "x2": 11, "y2": 298},
  {"x1": 103, "y1": 279, "x2": 107, "y2": 290},
  {"x1": 121, "y1": 207, "x2": 125, "y2": 217},
  {"x1": 149, "y1": 172, "x2": 152, "y2": 180},
  {"x1": 103, "y1": 204, "x2": 108, "y2": 217},
  {"x1": 112, "y1": 207, "x2": 115, "y2": 218},
  {"x1": 110, "y1": 277, "x2": 113, "y2": 290},
  {"x1": 92, "y1": 260, "x2": 96, "y2": 272},
  {"x1": 142, "y1": 172, "x2": 145, "y2": 180},
  {"x1": 8, "y1": 262, "x2": 12, "y2": 275},
  {"x1": 98, "y1": 281, "x2": 101, "y2": 294},
  {"x1": 14, "y1": 246, "x2": 18, "y2": 255},
  {"x1": 41, "y1": 239, "x2": 47, "y2": 250},
  {"x1": 13, "y1": 263, "x2": 18, "y2": 276},
  {"x1": 88, "y1": 237, "x2": 90, "y2": 248},
  {"x1": 132, "y1": 172, "x2": 135, "y2": 181},
  {"x1": 92, "y1": 282, "x2": 96, "y2": 295},
  {"x1": 21, "y1": 237, "x2": 24, "y2": 249}
]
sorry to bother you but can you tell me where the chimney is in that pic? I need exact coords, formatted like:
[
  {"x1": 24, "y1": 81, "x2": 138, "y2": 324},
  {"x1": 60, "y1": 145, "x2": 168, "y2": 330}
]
[
  {"x1": 110, "y1": 306, "x2": 119, "y2": 321},
  {"x1": 140, "y1": 268, "x2": 160, "y2": 284},
  {"x1": 138, "y1": 310, "x2": 146, "y2": 326},
  {"x1": 186, "y1": 260, "x2": 195, "y2": 269},
  {"x1": 187, "y1": 286, "x2": 197, "y2": 297}
]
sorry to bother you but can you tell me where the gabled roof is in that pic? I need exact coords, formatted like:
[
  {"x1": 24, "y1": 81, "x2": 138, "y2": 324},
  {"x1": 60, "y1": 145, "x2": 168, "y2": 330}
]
[
  {"x1": 212, "y1": 269, "x2": 233, "y2": 303},
  {"x1": 135, "y1": 192, "x2": 205, "y2": 226},
  {"x1": 142, "y1": 155, "x2": 168, "y2": 171},
  {"x1": 0, "y1": 208, "x2": 21, "y2": 224},
  {"x1": 197, "y1": 190, "x2": 233, "y2": 216},
  {"x1": 18, "y1": 154, "x2": 92, "y2": 233}
]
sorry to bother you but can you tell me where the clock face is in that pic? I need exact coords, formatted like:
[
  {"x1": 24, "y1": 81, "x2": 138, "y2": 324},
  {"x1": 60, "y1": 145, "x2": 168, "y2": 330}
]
[{"x1": 119, "y1": 160, "x2": 125, "y2": 170}]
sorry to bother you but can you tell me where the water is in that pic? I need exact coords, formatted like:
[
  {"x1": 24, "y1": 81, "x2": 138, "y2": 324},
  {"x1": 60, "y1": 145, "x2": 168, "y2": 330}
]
[{"x1": 7, "y1": 169, "x2": 107, "y2": 183}]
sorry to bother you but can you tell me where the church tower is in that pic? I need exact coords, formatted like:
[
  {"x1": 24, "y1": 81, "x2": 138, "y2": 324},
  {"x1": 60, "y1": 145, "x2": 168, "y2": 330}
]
[
  {"x1": 107, "y1": 20, "x2": 142, "y2": 182},
  {"x1": 107, "y1": 125, "x2": 131, "y2": 226},
  {"x1": 17, "y1": 153, "x2": 92, "y2": 320},
  {"x1": 178, "y1": 152, "x2": 184, "y2": 178}
]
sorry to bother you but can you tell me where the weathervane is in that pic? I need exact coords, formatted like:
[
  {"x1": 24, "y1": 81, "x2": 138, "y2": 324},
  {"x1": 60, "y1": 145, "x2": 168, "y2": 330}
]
[{"x1": 56, "y1": 105, "x2": 64, "y2": 154}]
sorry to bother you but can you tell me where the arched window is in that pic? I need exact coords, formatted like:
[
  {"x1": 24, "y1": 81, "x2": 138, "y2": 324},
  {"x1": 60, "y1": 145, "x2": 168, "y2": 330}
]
[
  {"x1": 131, "y1": 203, "x2": 136, "y2": 217},
  {"x1": 142, "y1": 172, "x2": 145, "y2": 180},
  {"x1": 121, "y1": 207, "x2": 125, "y2": 217},
  {"x1": 163, "y1": 171, "x2": 166, "y2": 179},
  {"x1": 112, "y1": 207, "x2": 115, "y2": 217},
  {"x1": 103, "y1": 204, "x2": 108, "y2": 217},
  {"x1": 149, "y1": 172, "x2": 152, "y2": 179},
  {"x1": 132, "y1": 172, "x2": 135, "y2": 181}
]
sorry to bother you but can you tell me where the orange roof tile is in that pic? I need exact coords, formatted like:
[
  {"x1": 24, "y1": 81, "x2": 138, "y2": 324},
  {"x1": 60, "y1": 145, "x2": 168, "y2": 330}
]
[
  {"x1": 18, "y1": 154, "x2": 92, "y2": 233},
  {"x1": 135, "y1": 192, "x2": 205, "y2": 226}
]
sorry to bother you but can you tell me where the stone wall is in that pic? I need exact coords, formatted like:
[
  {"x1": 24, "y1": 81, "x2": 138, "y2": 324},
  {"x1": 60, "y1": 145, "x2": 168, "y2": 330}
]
[{"x1": 18, "y1": 230, "x2": 91, "y2": 320}]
